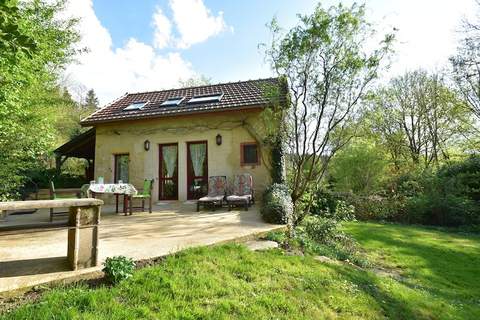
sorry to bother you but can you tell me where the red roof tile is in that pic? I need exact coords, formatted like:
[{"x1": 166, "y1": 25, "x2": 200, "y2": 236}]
[{"x1": 81, "y1": 77, "x2": 282, "y2": 126}]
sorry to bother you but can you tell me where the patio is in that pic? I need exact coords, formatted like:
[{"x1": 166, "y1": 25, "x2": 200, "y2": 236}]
[{"x1": 0, "y1": 202, "x2": 282, "y2": 294}]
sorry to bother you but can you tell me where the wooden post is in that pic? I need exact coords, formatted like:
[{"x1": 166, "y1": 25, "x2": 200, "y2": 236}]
[{"x1": 67, "y1": 204, "x2": 101, "y2": 270}]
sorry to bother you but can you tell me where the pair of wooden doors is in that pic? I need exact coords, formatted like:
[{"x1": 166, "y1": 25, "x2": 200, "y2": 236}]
[{"x1": 158, "y1": 141, "x2": 208, "y2": 200}]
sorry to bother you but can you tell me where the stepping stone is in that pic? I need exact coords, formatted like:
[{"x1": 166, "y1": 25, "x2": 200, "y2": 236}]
[
  {"x1": 314, "y1": 256, "x2": 338, "y2": 264},
  {"x1": 245, "y1": 240, "x2": 279, "y2": 251}
]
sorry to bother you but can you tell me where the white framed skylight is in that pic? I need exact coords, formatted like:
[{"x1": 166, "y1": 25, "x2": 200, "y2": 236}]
[
  {"x1": 160, "y1": 96, "x2": 185, "y2": 107},
  {"x1": 123, "y1": 101, "x2": 147, "y2": 111},
  {"x1": 187, "y1": 93, "x2": 224, "y2": 104}
]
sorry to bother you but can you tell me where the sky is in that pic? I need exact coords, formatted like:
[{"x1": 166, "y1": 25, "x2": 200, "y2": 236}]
[{"x1": 63, "y1": 0, "x2": 478, "y2": 105}]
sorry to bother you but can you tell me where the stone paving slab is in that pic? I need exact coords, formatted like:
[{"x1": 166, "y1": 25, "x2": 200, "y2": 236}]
[
  {"x1": 0, "y1": 202, "x2": 283, "y2": 294},
  {"x1": 244, "y1": 240, "x2": 279, "y2": 251}
]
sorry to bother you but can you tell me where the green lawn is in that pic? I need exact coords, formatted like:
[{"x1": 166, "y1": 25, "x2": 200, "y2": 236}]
[
  {"x1": 2, "y1": 222, "x2": 479, "y2": 319},
  {"x1": 344, "y1": 222, "x2": 480, "y2": 319}
]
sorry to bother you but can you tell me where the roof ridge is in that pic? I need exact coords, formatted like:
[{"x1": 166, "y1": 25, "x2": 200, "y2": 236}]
[{"x1": 126, "y1": 77, "x2": 280, "y2": 97}]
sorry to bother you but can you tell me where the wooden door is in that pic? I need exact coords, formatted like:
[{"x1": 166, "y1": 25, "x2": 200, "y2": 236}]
[
  {"x1": 186, "y1": 141, "x2": 208, "y2": 200},
  {"x1": 159, "y1": 143, "x2": 178, "y2": 200}
]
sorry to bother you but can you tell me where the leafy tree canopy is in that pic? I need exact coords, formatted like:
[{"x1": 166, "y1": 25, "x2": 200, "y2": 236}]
[
  {"x1": 263, "y1": 2, "x2": 395, "y2": 225},
  {"x1": 0, "y1": 0, "x2": 79, "y2": 199}
]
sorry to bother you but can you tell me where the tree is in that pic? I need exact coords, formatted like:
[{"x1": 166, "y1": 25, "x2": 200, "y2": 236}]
[
  {"x1": 84, "y1": 89, "x2": 99, "y2": 109},
  {"x1": 263, "y1": 3, "x2": 395, "y2": 225},
  {"x1": 451, "y1": 1, "x2": 480, "y2": 120},
  {"x1": 329, "y1": 140, "x2": 388, "y2": 195},
  {"x1": 369, "y1": 70, "x2": 471, "y2": 169},
  {"x1": 0, "y1": 0, "x2": 37, "y2": 59},
  {"x1": 0, "y1": 0, "x2": 79, "y2": 199},
  {"x1": 179, "y1": 75, "x2": 212, "y2": 88}
]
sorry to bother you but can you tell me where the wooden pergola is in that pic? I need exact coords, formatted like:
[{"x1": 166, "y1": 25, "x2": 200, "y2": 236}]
[{"x1": 54, "y1": 128, "x2": 95, "y2": 179}]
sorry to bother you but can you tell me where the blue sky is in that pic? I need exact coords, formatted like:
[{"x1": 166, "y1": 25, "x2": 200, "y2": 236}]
[
  {"x1": 91, "y1": 0, "x2": 317, "y2": 83},
  {"x1": 64, "y1": 0, "x2": 477, "y2": 104}
]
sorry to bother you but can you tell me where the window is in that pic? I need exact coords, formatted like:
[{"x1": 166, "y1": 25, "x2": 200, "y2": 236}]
[
  {"x1": 241, "y1": 143, "x2": 259, "y2": 166},
  {"x1": 187, "y1": 93, "x2": 223, "y2": 104},
  {"x1": 114, "y1": 154, "x2": 129, "y2": 183},
  {"x1": 160, "y1": 96, "x2": 184, "y2": 107},
  {"x1": 123, "y1": 101, "x2": 147, "y2": 111}
]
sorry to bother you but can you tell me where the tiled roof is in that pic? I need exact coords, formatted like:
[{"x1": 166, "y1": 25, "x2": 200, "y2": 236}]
[{"x1": 81, "y1": 77, "x2": 282, "y2": 125}]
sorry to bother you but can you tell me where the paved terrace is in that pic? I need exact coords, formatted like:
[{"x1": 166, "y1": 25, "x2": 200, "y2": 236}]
[{"x1": 0, "y1": 202, "x2": 282, "y2": 294}]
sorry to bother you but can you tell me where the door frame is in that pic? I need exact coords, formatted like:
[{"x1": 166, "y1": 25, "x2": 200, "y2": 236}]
[
  {"x1": 186, "y1": 140, "x2": 208, "y2": 200},
  {"x1": 113, "y1": 153, "x2": 129, "y2": 183},
  {"x1": 158, "y1": 143, "x2": 179, "y2": 200}
]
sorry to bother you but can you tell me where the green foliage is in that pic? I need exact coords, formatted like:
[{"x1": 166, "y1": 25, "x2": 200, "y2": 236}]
[
  {"x1": 270, "y1": 139, "x2": 287, "y2": 184},
  {"x1": 26, "y1": 167, "x2": 87, "y2": 188},
  {"x1": 401, "y1": 157, "x2": 480, "y2": 227},
  {"x1": 263, "y1": 2, "x2": 394, "y2": 225},
  {"x1": 0, "y1": 0, "x2": 79, "y2": 200},
  {"x1": 54, "y1": 87, "x2": 97, "y2": 140},
  {"x1": 367, "y1": 70, "x2": 472, "y2": 169},
  {"x1": 0, "y1": 0, "x2": 37, "y2": 59},
  {"x1": 337, "y1": 156, "x2": 480, "y2": 227},
  {"x1": 347, "y1": 194, "x2": 406, "y2": 222},
  {"x1": 83, "y1": 89, "x2": 99, "y2": 109},
  {"x1": 450, "y1": 9, "x2": 480, "y2": 119},
  {"x1": 178, "y1": 75, "x2": 211, "y2": 88},
  {"x1": 264, "y1": 230, "x2": 287, "y2": 244},
  {"x1": 308, "y1": 189, "x2": 355, "y2": 221},
  {"x1": 4, "y1": 225, "x2": 480, "y2": 319},
  {"x1": 329, "y1": 140, "x2": 388, "y2": 194},
  {"x1": 260, "y1": 183, "x2": 293, "y2": 224},
  {"x1": 102, "y1": 256, "x2": 136, "y2": 284},
  {"x1": 301, "y1": 216, "x2": 341, "y2": 245}
]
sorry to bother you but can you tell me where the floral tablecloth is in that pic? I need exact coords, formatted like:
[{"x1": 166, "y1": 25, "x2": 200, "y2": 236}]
[{"x1": 88, "y1": 183, "x2": 137, "y2": 196}]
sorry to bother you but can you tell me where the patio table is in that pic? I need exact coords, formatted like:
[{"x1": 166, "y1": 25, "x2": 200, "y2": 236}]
[{"x1": 88, "y1": 183, "x2": 137, "y2": 214}]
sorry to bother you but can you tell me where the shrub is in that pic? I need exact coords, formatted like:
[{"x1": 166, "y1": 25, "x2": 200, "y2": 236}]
[
  {"x1": 298, "y1": 215, "x2": 368, "y2": 266},
  {"x1": 344, "y1": 194, "x2": 406, "y2": 222},
  {"x1": 264, "y1": 230, "x2": 287, "y2": 244},
  {"x1": 400, "y1": 157, "x2": 480, "y2": 227},
  {"x1": 261, "y1": 183, "x2": 293, "y2": 224},
  {"x1": 406, "y1": 194, "x2": 480, "y2": 226},
  {"x1": 301, "y1": 216, "x2": 339, "y2": 245},
  {"x1": 103, "y1": 256, "x2": 136, "y2": 284}
]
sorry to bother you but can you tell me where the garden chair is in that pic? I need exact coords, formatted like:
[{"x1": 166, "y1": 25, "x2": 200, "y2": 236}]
[
  {"x1": 128, "y1": 179, "x2": 154, "y2": 215},
  {"x1": 197, "y1": 176, "x2": 227, "y2": 212},
  {"x1": 226, "y1": 173, "x2": 254, "y2": 211},
  {"x1": 49, "y1": 181, "x2": 81, "y2": 222}
]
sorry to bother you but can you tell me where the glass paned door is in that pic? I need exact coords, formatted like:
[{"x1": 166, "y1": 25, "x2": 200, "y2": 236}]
[
  {"x1": 187, "y1": 141, "x2": 208, "y2": 200},
  {"x1": 114, "y1": 154, "x2": 129, "y2": 183},
  {"x1": 159, "y1": 144, "x2": 178, "y2": 200}
]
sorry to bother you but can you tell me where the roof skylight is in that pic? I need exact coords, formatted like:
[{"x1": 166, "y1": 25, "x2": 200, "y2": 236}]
[
  {"x1": 160, "y1": 96, "x2": 184, "y2": 107},
  {"x1": 123, "y1": 102, "x2": 147, "y2": 111},
  {"x1": 187, "y1": 93, "x2": 223, "y2": 104}
]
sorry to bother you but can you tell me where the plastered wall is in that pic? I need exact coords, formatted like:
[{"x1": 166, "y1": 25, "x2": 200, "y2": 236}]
[{"x1": 93, "y1": 108, "x2": 272, "y2": 203}]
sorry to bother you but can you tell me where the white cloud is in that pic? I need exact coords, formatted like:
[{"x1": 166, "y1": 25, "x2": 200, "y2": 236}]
[
  {"x1": 62, "y1": 0, "x2": 195, "y2": 105},
  {"x1": 169, "y1": 0, "x2": 232, "y2": 49},
  {"x1": 152, "y1": 7, "x2": 172, "y2": 49}
]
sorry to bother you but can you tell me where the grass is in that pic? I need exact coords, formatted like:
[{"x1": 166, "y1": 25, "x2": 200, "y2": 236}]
[
  {"x1": 2, "y1": 222, "x2": 479, "y2": 319},
  {"x1": 344, "y1": 222, "x2": 480, "y2": 319}
]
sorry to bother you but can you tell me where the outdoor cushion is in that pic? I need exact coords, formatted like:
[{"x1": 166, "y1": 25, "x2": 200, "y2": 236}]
[
  {"x1": 226, "y1": 195, "x2": 251, "y2": 203},
  {"x1": 199, "y1": 195, "x2": 225, "y2": 202},
  {"x1": 207, "y1": 176, "x2": 227, "y2": 197},
  {"x1": 232, "y1": 174, "x2": 253, "y2": 196}
]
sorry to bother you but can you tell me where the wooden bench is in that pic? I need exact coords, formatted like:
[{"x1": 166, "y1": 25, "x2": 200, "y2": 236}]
[{"x1": 0, "y1": 199, "x2": 103, "y2": 271}]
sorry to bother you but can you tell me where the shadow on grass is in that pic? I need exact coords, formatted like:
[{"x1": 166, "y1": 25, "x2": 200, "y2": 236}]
[
  {"x1": 347, "y1": 223, "x2": 480, "y2": 307},
  {"x1": 324, "y1": 263, "x2": 420, "y2": 319}
]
